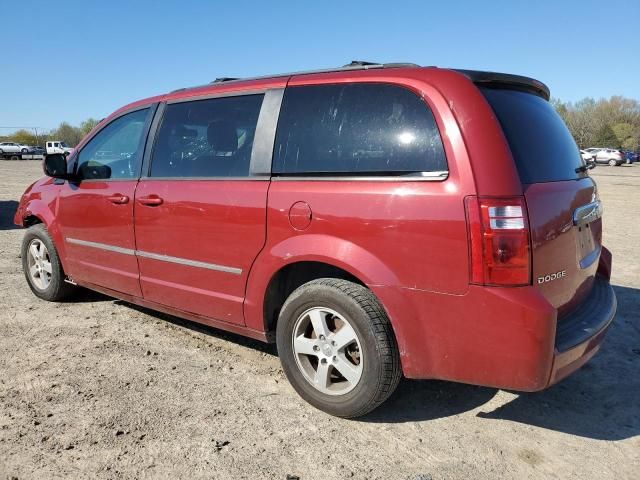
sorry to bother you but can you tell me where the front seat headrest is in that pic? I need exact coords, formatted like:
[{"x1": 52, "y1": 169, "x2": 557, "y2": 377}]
[{"x1": 207, "y1": 120, "x2": 238, "y2": 152}]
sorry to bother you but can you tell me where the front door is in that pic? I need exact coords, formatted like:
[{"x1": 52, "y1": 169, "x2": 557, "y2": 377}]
[
  {"x1": 57, "y1": 107, "x2": 153, "y2": 296},
  {"x1": 134, "y1": 93, "x2": 272, "y2": 325}
]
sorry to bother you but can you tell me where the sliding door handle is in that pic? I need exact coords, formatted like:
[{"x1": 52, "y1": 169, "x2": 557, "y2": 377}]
[
  {"x1": 138, "y1": 195, "x2": 163, "y2": 206},
  {"x1": 107, "y1": 194, "x2": 129, "y2": 204}
]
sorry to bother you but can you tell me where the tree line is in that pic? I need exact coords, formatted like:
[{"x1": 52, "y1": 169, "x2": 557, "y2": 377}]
[
  {"x1": 1, "y1": 95, "x2": 639, "y2": 151},
  {"x1": 0, "y1": 118, "x2": 100, "y2": 148},
  {"x1": 552, "y1": 96, "x2": 639, "y2": 150}
]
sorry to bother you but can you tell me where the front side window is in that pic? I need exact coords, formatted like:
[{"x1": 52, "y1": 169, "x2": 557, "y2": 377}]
[
  {"x1": 76, "y1": 108, "x2": 149, "y2": 180},
  {"x1": 150, "y1": 94, "x2": 264, "y2": 178},
  {"x1": 273, "y1": 83, "x2": 447, "y2": 176}
]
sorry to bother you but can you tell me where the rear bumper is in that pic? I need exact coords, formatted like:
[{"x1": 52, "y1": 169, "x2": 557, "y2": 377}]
[
  {"x1": 549, "y1": 276, "x2": 616, "y2": 385},
  {"x1": 376, "y1": 275, "x2": 616, "y2": 391}
]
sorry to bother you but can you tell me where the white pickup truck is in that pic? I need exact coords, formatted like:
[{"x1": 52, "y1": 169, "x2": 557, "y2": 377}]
[{"x1": 46, "y1": 141, "x2": 74, "y2": 156}]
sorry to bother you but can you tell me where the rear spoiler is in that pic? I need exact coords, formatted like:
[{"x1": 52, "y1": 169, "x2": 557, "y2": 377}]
[{"x1": 454, "y1": 69, "x2": 550, "y2": 101}]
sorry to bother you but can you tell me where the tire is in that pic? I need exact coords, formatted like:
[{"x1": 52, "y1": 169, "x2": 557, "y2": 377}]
[
  {"x1": 276, "y1": 278, "x2": 401, "y2": 418},
  {"x1": 608, "y1": 159, "x2": 617, "y2": 166},
  {"x1": 21, "y1": 224, "x2": 75, "y2": 301},
  {"x1": 10, "y1": 155, "x2": 19, "y2": 160},
  {"x1": 21, "y1": 148, "x2": 28, "y2": 153}
]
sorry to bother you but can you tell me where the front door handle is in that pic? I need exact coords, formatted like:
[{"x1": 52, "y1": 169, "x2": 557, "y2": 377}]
[
  {"x1": 138, "y1": 195, "x2": 163, "y2": 206},
  {"x1": 108, "y1": 194, "x2": 129, "y2": 204}
]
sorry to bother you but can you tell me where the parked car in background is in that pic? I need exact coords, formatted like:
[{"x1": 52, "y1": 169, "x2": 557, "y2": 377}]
[
  {"x1": 0, "y1": 142, "x2": 30, "y2": 155},
  {"x1": 580, "y1": 149, "x2": 594, "y2": 162},
  {"x1": 27, "y1": 146, "x2": 46, "y2": 155},
  {"x1": 622, "y1": 151, "x2": 638, "y2": 164},
  {"x1": 585, "y1": 148, "x2": 625, "y2": 166},
  {"x1": 45, "y1": 141, "x2": 74, "y2": 156},
  {"x1": 14, "y1": 63, "x2": 616, "y2": 417}
]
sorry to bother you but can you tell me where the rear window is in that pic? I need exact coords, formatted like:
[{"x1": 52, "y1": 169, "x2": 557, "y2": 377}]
[
  {"x1": 481, "y1": 88, "x2": 585, "y2": 183},
  {"x1": 273, "y1": 83, "x2": 447, "y2": 177}
]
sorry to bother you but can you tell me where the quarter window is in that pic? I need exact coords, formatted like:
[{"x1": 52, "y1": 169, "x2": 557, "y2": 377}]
[
  {"x1": 150, "y1": 94, "x2": 264, "y2": 178},
  {"x1": 76, "y1": 108, "x2": 150, "y2": 180},
  {"x1": 273, "y1": 83, "x2": 447, "y2": 176}
]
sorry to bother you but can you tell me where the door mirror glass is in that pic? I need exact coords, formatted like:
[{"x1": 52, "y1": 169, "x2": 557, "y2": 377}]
[{"x1": 43, "y1": 154, "x2": 71, "y2": 179}]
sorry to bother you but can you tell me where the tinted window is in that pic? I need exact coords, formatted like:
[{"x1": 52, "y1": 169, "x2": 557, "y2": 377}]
[
  {"x1": 273, "y1": 84, "x2": 447, "y2": 176},
  {"x1": 481, "y1": 88, "x2": 584, "y2": 183},
  {"x1": 150, "y1": 94, "x2": 264, "y2": 178},
  {"x1": 76, "y1": 108, "x2": 149, "y2": 180}
]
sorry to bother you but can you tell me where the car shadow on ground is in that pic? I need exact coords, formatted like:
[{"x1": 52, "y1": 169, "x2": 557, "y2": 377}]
[
  {"x1": 100, "y1": 284, "x2": 639, "y2": 441},
  {"x1": 0, "y1": 200, "x2": 19, "y2": 230},
  {"x1": 118, "y1": 301, "x2": 278, "y2": 356},
  {"x1": 64, "y1": 288, "x2": 112, "y2": 303}
]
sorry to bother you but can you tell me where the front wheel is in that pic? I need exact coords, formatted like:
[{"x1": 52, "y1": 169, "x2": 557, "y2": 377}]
[
  {"x1": 276, "y1": 278, "x2": 401, "y2": 418},
  {"x1": 21, "y1": 224, "x2": 76, "y2": 301}
]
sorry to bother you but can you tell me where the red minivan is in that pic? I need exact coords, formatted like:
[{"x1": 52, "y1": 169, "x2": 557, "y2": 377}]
[{"x1": 15, "y1": 62, "x2": 616, "y2": 417}]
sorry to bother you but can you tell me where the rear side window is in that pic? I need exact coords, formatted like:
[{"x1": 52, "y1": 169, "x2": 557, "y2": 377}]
[
  {"x1": 273, "y1": 83, "x2": 447, "y2": 176},
  {"x1": 481, "y1": 88, "x2": 584, "y2": 183},
  {"x1": 150, "y1": 94, "x2": 264, "y2": 178}
]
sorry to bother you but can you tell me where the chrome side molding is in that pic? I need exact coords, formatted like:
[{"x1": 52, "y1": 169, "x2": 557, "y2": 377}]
[{"x1": 65, "y1": 238, "x2": 242, "y2": 275}]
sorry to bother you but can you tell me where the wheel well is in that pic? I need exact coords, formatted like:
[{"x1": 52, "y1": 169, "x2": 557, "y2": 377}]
[
  {"x1": 23, "y1": 215, "x2": 42, "y2": 227},
  {"x1": 263, "y1": 261, "x2": 364, "y2": 334}
]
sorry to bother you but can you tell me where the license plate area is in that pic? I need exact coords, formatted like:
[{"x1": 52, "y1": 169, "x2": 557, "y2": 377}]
[
  {"x1": 576, "y1": 222, "x2": 601, "y2": 269},
  {"x1": 573, "y1": 200, "x2": 602, "y2": 269}
]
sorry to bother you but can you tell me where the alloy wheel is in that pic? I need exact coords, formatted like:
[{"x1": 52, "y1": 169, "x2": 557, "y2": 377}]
[
  {"x1": 27, "y1": 239, "x2": 52, "y2": 290},
  {"x1": 291, "y1": 307, "x2": 363, "y2": 395}
]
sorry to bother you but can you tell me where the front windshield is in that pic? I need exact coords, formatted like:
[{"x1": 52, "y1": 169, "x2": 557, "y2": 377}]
[{"x1": 60, "y1": 142, "x2": 69, "y2": 147}]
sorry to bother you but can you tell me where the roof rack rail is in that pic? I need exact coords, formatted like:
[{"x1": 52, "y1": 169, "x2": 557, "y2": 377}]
[
  {"x1": 170, "y1": 61, "x2": 423, "y2": 94},
  {"x1": 343, "y1": 60, "x2": 381, "y2": 67},
  {"x1": 211, "y1": 77, "x2": 239, "y2": 84}
]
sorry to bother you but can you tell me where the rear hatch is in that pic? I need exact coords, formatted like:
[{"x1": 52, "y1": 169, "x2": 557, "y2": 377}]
[{"x1": 481, "y1": 87, "x2": 602, "y2": 317}]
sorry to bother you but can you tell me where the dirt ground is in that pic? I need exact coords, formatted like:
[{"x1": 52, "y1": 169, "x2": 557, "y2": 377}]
[{"x1": 0, "y1": 160, "x2": 638, "y2": 480}]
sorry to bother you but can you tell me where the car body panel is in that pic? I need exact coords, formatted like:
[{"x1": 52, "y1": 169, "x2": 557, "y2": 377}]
[
  {"x1": 134, "y1": 179, "x2": 270, "y2": 325},
  {"x1": 524, "y1": 178, "x2": 601, "y2": 316},
  {"x1": 56, "y1": 179, "x2": 142, "y2": 296}
]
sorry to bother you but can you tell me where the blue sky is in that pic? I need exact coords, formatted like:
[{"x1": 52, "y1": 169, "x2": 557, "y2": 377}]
[{"x1": 1, "y1": 0, "x2": 639, "y2": 134}]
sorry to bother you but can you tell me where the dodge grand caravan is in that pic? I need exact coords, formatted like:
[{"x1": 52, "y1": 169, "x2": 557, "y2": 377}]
[{"x1": 15, "y1": 62, "x2": 616, "y2": 417}]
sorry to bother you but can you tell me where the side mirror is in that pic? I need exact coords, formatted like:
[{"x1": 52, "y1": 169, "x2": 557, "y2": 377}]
[{"x1": 43, "y1": 153, "x2": 72, "y2": 179}]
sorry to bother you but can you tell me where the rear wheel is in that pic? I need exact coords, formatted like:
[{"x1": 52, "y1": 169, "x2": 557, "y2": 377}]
[
  {"x1": 276, "y1": 278, "x2": 401, "y2": 418},
  {"x1": 21, "y1": 224, "x2": 75, "y2": 301},
  {"x1": 21, "y1": 148, "x2": 28, "y2": 153},
  {"x1": 608, "y1": 159, "x2": 617, "y2": 166}
]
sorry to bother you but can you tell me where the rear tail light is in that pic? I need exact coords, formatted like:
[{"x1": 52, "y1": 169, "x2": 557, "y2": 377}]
[{"x1": 465, "y1": 196, "x2": 531, "y2": 286}]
